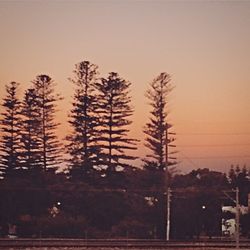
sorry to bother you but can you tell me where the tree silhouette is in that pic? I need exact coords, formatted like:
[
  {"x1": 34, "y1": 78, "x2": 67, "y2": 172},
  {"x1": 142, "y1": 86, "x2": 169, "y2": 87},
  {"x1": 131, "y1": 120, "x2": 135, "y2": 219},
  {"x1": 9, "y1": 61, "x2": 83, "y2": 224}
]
[
  {"x1": 32, "y1": 75, "x2": 63, "y2": 171},
  {"x1": 95, "y1": 72, "x2": 137, "y2": 173},
  {"x1": 0, "y1": 82, "x2": 22, "y2": 178},
  {"x1": 67, "y1": 61, "x2": 100, "y2": 179},
  {"x1": 20, "y1": 88, "x2": 42, "y2": 171},
  {"x1": 228, "y1": 165, "x2": 250, "y2": 205},
  {"x1": 143, "y1": 72, "x2": 174, "y2": 170}
]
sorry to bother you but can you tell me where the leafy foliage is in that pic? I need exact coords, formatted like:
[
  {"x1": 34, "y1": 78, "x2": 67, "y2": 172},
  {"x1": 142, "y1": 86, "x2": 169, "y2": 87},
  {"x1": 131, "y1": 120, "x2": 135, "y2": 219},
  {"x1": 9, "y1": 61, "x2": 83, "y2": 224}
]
[
  {"x1": 171, "y1": 168, "x2": 229, "y2": 239},
  {"x1": 228, "y1": 165, "x2": 250, "y2": 205}
]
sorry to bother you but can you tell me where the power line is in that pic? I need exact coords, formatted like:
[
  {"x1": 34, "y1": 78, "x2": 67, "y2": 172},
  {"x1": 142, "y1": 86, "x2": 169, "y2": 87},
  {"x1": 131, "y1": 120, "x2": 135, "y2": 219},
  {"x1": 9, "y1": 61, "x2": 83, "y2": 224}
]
[
  {"x1": 178, "y1": 151, "x2": 199, "y2": 169},
  {"x1": 178, "y1": 133, "x2": 250, "y2": 136},
  {"x1": 178, "y1": 155, "x2": 250, "y2": 160},
  {"x1": 177, "y1": 143, "x2": 250, "y2": 148}
]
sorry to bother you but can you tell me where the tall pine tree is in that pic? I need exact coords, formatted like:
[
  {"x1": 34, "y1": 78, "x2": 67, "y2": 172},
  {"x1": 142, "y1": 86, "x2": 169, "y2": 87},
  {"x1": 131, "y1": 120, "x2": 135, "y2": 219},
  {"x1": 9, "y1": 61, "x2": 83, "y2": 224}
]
[
  {"x1": 67, "y1": 61, "x2": 100, "y2": 178},
  {"x1": 20, "y1": 88, "x2": 42, "y2": 171},
  {"x1": 143, "y1": 72, "x2": 174, "y2": 170},
  {"x1": 0, "y1": 82, "x2": 22, "y2": 178},
  {"x1": 32, "y1": 75, "x2": 62, "y2": 171},
  {"x1": 143, "y1": 73, "x2": 175, "y2": 239},
  {"x1": 95, "y1": 72, "x2": 137, "y2": 173}
]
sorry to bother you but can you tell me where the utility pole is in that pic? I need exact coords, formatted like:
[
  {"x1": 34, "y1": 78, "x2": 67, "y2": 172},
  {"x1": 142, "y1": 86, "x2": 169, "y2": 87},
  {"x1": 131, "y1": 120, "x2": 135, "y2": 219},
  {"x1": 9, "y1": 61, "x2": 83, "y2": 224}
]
[
  {"x1": 235, "y1": 187, "x2": 240, "y2": 250},
  {"x1": 165, "y1": 123, "x2": 169, "y2": 241},
  {"x1": 166, "y1": 187, "x2": 171, "y2": 241},
  {"x1": 165, "y1": 123, "x2": 176, "y2": 241}
]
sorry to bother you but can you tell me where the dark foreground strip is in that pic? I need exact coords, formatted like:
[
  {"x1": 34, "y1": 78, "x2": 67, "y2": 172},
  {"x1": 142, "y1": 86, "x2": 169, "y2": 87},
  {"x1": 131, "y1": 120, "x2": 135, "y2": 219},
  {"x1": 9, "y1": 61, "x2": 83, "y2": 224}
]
[{"x1": 0, "y1": 239, "x2": 250, "y2": 248}]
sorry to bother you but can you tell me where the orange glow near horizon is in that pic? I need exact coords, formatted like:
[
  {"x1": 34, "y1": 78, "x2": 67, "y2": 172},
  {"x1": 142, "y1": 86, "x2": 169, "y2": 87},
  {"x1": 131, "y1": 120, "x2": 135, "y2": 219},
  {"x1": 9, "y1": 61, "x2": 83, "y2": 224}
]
[{"x1": 0, "y1": 1, "x2": 250, "y2": 173}]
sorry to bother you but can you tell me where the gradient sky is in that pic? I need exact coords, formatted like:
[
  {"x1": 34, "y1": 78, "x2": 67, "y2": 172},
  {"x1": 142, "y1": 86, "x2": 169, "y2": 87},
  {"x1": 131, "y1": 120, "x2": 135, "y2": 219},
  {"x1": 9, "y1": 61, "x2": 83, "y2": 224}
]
[{"x1": 0, "y1": 0, "x2": 250, "y2": 173}]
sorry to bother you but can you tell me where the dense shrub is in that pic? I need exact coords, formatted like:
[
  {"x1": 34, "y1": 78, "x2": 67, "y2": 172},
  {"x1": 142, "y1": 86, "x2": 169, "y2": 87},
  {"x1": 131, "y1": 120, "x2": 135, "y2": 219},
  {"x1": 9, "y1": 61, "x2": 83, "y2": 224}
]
[{"x1": 18, "y1": 214, "x2": 87, "y2": 238}]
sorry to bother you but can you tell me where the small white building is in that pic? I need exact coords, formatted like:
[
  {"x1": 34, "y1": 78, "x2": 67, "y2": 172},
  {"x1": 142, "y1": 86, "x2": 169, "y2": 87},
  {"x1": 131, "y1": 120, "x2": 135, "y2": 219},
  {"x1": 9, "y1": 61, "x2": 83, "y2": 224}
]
[{"x1": 222, "y1": 206, "x2": 248, "y2": 236}]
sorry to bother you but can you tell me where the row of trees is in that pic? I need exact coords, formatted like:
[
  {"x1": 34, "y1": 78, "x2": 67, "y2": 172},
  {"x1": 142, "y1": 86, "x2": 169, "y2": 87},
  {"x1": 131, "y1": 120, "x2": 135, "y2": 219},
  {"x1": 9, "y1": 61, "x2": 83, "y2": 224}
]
[
  {"x1": 0, "y1": 61, "x2": 250, "y2": 238},
  {"x1": 0, "y1": 76, "x2": 62, "y2": 177},
  {"x1": 0, "y1": 60, "x2": 177, "y2": 238},
  {"x1": 0, "y1": 60, "x2": 175, "y2": 180},
  {"x1": 0, "y1": 166, "x2": 249, "y2": 238}
]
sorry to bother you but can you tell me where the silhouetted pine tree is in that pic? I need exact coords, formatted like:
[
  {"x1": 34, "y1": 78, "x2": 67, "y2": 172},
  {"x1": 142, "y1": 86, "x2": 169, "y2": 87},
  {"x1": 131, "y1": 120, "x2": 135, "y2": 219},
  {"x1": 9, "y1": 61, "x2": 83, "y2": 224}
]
[
  {"x1": 20, "y1": 88, "x2": 42, "y2": 171},
  {"x1": 143, "y1": 73, "x2": 175, "y2": 239},
  {"x1": 95, "y1": 72, "x2": 137, "y2": 173},
  {"x1": 0, "y1": 82, "x2": 22, "y2": 178},
  {"x1": 32, "y1": 75, "x2": 63, "y2": 171},
  {"x1": 143, "y1": 72, "x2": 174, "y2": 170},
  {"x1": 67, "y1": 61, "x2": 100, "y2": 178}
]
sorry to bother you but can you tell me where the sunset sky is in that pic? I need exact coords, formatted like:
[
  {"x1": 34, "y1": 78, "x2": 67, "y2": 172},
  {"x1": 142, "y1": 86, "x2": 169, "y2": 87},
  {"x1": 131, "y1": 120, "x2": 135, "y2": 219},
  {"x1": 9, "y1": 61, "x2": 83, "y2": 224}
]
[{"x1": 0, "y1": 0, "x2": 250, "y2": 173}]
